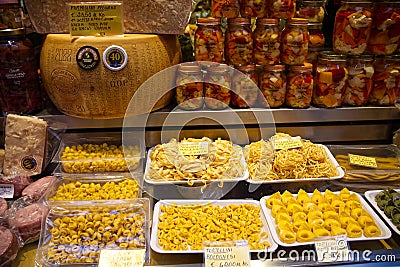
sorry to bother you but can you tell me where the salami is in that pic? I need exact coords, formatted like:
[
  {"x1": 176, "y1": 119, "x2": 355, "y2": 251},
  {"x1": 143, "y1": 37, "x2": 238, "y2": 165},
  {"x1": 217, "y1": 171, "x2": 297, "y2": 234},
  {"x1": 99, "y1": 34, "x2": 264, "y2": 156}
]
[
  {"x1": 0, "y1": 227, "x2": 19, "y2": 266},
  {"x1": 22, "y1": 176, "x2": 56, "y2": 201}
]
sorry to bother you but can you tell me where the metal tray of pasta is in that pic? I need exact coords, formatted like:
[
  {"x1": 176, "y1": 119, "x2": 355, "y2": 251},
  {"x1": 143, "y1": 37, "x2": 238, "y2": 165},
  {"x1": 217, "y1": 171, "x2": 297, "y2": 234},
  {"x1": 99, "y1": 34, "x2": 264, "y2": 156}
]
[
  {"x1": 151, "y1": 199, "x2": 278, "y2": 253},
  {"x1": 260, "y1": 189, "x2": 391, "y2": 247},
  {"x1": 246, "y1": 144, "x2": 344, "y2": 184},
  {"x1": 364, "y1": 189, "x2": 400, "y2": 236},
  {"x1": 144, "y1": 138, "x2": 248, "y2": 185}
]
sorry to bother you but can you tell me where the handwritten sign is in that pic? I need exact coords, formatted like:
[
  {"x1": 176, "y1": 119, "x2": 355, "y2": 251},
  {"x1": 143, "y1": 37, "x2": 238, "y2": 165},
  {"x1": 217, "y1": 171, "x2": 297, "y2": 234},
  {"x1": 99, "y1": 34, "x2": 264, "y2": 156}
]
[
  {"x1": 348, "y1": 154, "x2": 378, "y2": 168},
  {"x1": 0, "y1": 184, "x2": 14, "y2": 198},
  {"x1": 273, "y1": 138, "x2": 303, "y2": 150},
  {"x1": 68, "y1": 2, "x2": 123, "y2": 36},
  {"x1": 98, "y1": 249, "x2": 145, "y2": 267},
  {"x1": 315, "y1": 235, "x2": 349, "y2": 263},
  {"x1": 204, "y1": 244, "x2": 250, "y2": 267},
  {"x1": 179, "y1": 142, "x2": 209, "y2": 156}
]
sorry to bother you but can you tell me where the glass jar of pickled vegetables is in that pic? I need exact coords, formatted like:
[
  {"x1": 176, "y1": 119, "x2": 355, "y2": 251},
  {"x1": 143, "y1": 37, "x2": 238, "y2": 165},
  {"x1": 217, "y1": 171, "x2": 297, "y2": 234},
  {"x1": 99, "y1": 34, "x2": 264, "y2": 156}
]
[
  {"x1": 225, "y1": 18, "x2": 253, "y2": 66},
  {"x1": 204, "y1": 64, "x2": 231, "y2": 109},
  {"x1": 0, "y1": 0, "x2": 23, "y2": 29},
  {"x1": 212, "y1": 0, "x2": 239, "y2": 18},
  {"x1": 306, "y1": 22, "x2": 325, "y2": 64},
  {"x1": 295, "y1": 0, "x2": 327, "y2": 23},
  {"x1": 253, "y1": 18, "x2": 281, "y2": 65},
  {"x1": 286, "y1": 63, "x2": 314, "y2": 108},
  {"x1": 281, "y1": 18, "x2": 309, "y2": 65},
  {"x1": 259, "y1": 64, "x2": 287, "y2": 108},
  {"x1": 175, "y1": 63, "x2": 204, "y2": 110},
  {"x1": 231, "y1": 64, "x2": 259, "y2": 108},
  {"x1": 396, "y1": 2, "x2": 400, "y2": 54},
  {"x1": 0, "y1": 28, "x2": 44, "y2": 114},
  {"x1": 369, "y1": 56, "x2": 399, "y2": 106},
  {"x1": 239, "y1": 0, "x2": 268, "y2": 18},
  {"x1": 333, "y1": 0, "x2": 373, "y2": 55},
  {"x1": 368, "y1": 1, "x2": 400, "y2": 55},
  {"x1": 195, "y1": 17, "x2": 224, "y2": 63},
  {"x1": 343, "y1": 55, "x2": 374, "y2": 106},
  {"x1": 313, "y1": 51, "x2": 348, "y2": 108},
  {"x1": 268, "y1": 0, "x2": 295, "y2": 19}
]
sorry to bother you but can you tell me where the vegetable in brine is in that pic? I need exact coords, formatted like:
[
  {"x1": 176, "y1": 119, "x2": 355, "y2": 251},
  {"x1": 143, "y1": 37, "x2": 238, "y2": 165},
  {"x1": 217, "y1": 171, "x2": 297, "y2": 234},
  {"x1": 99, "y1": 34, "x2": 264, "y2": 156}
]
[
  {"x1": 225, "y1": 18, "x2": 253, "y2": 66},
  {"x1": 259, "y1": 65, "x2": 286, "y2": 108},
  {"x1": 195, "y1": 17, "x2": 224, "y2": 63},
  {"x1": 253, "y1": 18, "x2": 281, "y2": 65}
]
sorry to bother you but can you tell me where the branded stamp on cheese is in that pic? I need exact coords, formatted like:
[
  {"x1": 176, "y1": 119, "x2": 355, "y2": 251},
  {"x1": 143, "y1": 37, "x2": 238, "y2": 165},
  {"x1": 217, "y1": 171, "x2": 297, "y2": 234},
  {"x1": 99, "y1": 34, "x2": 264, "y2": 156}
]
[
  {"x1": 103, "y1": 45, "x2": 128, "y2": 71},
  {"x1": 76, "y1": 46, "x2": 100, "y2": 70}
]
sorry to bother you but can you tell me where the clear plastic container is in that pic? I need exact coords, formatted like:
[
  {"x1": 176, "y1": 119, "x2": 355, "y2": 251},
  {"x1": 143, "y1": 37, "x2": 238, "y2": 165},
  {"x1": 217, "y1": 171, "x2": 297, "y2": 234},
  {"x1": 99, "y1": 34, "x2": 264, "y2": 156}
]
[
  {"x1": 295, "y1": 0, "x2": 327, "y2": 22},
  {"x1": 281, "y1": 18, "x2": 309, "y2": 65},
  {"x1": 239, "y1": 0, "x2": 268, "y2": 18},
  {"x1": 175, "y1": 63, "x2": 204, "y2": 110},
  {"x1": 231, "y1": 64, "x2": 259, "y2": 108},
  {"x1": 225, "y1": 17, "x2": 253, "y2": 66},
  {"x1": 212, "y1": 0, "x2": 239, "y2": 18},
  {"x1": 259, "y1": 64, "x2": 287, "y2": 108},
  {"x1": 286, "y1": 64, "x2": 314, "y2": 108},
  {"x1": 204, "y1": 64, "x2": 231, "y2": 109},
  {"x1": 35, "y1": 198, "x2": 150, "y2": 266},
  {"x1": 194, "y1": 17, "x2": 224, "y2": 62},
  {"x1": 333, "y1": 0, "x2": 373, "y2": 55},
  {"x1": 252, "y1": 18, "x2": 281, "y2": 65},
  {"x1": 268, "y1": 0, "x2": 295, "y2": 19}
]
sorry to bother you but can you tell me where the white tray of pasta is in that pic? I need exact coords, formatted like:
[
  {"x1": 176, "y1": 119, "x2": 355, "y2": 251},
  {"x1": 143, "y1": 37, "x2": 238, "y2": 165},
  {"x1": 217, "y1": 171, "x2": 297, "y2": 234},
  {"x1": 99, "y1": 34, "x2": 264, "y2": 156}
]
[
  {"x1": 144, "y1": 137, "x2": 248, "y2": 185},
  {"x1": 151, "y1": 199, "x2": 278, "y2": 253},
  {"x1": 244, "y1": 136, "x2": 344, "y2": 184},
  {"x1": 260, "y1": 188, "x2": 391, "y2": 247}
]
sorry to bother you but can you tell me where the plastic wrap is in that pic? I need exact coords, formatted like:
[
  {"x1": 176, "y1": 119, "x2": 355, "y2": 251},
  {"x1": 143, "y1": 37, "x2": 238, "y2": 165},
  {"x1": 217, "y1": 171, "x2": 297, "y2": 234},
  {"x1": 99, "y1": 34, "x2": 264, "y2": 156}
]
[
  {"x1": 0, "y1": 226, "x2": 19, "y2": 267},
  {"x1": 0, "y1": 175, "x2": 31, "y2": 199},
  {"x1": 21, "y1": 176, "x2": 57, "y2": 201}
]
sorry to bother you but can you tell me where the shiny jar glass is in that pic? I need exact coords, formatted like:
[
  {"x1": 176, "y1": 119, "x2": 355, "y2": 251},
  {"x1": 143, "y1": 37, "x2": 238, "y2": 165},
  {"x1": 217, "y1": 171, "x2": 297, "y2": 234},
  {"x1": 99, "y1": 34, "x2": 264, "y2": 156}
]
[
  {"x1": 368, "y1": 1, "x2": 400, "y2": 55},
  {"x1": 369, "y1": 56, "x2": 399, "y2": 106},
  {"x1": 212, "y1": 0, "x2": 239, "y2": 18},
  {"x1": 333, "y1": 0, "x2": 373, "y2": 55},
  {"x1": 343, "y1": 55, "x2": 374, "y2": 106},
  {"x1": 231, "y1": 64, "x2": 259, "y2": 108},
  {"x1": 175, "y1": 63, "x2": 204, "y2": 110},
  {"x1": 0, "y1": 0, "x2": 22, "y2": 29},
  {"x1": 225, "y1": 18, "x2": 253, "y2": 66},
  {"x1": 268, "y1": 0, "x2": 296, "y2": 19},
  {"x1": 313, "y1": 52, "x2": 348, "y2": 108},
  {"x1": 295, "y1": 0, "x2": 327, "y2": 23},
  {"x1": 239, "y1": 0, "x2": 268, "y2": 18},
  {"x1": 306, "y1": 22, "x2": 325, "y2": 64},
  {"x1": 194, "y1": 17, "x2": 224, "y2": 63},
  {"x1": 286, "y1": 63, "x2": 314, "y2": 108},
  {"x1": 204, "y1": 64, "x2": 231, "y2": 109},
  {"x1": 281, "y1": 18, "x2": 309, "y2": 65},
  {"x1": 395, "y1": 1, "x2": 400, "y2": 54},
  {"x1": 259, "y1": 64, "x2": 287, "y2": 108},
  {"x1": 253, "y1": 18, "x2": 281, "y2": 65},
  {"x1": 0, "y1": 28, "x2": 44, "y2": 114}
]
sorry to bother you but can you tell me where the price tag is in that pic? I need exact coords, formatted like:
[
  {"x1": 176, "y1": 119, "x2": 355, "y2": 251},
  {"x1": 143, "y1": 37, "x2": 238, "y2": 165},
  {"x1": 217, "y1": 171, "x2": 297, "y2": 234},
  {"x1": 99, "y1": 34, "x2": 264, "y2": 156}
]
[
  {"x1": 273, "y1": 138, "x2": 303, "y2": 150},
  {"x1": 98, "y1": 249, "x2": 145, "y2": 267},
  {"x1": 315, "y1": 235, "x2": 349, "y2": 263},
  {"x1": 204, "y1": 240, "x2": 250, "y2": 267},
  {"x1": 179, "y1": 142, "x2": 209, "y2": 156},
  {"x1": 0, "y1": 184, "x2": 14, "y2": 198},
  {"x1": 68, "y1": 2, "x2": 123, "y2": 36},
  {"x1": 348, "y1": 154, "x2": 378, "y2": 168}
]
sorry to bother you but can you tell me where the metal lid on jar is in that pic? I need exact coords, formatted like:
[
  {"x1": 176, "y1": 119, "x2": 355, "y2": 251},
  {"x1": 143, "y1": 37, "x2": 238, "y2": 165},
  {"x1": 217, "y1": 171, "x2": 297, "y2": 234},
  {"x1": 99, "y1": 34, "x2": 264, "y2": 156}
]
[
  {"x1": 318, "y1": 51, "x2": 347, "y2": 60},
  {"x1": 0, "y1": 27, "x2": 25, "y2": 37},
  {"x1": 341, "y1": 0, "x2": 372, "y2": 3},
  {"x1": 347, "y1": 54, "x2": 374, "y2": 62},
  {"x1": 289, "y1": 63, "x2": 313, "y2": 72},
  {"x1": 256, "y1": 18, "x2": 279, "y2": 25},
  {"x1": 228, "y1": 17, "x2": 251, "y2": 25},
  {"x1": 286, "y1": 18, "x2": 308, "y2": 25},
  {"x1": 207, "y1": 63, "x2": 230, "y2": 73},
  {"x1": 263, "y1": 64, "x2": 285, "y2": 71},
  {"x1": 197, "y1": 17, "x2": 221, "y2": 25},
  {"x1": 308, "y1": 22, "x2": 323, "y2": 30},
  {"x1": 235, "y1": 64, "x2": 256, "y2": 72},
  {"x1": 178, "y1": 63, "x2": 202, "y2": 73}
]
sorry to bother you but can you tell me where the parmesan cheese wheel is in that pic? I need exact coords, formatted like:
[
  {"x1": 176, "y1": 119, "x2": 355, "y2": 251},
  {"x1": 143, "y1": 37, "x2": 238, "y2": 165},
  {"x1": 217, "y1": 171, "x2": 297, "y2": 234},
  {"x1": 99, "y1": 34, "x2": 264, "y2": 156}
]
[{"x1": 40, "y1": 34, "x2": 181, "y2": 119}]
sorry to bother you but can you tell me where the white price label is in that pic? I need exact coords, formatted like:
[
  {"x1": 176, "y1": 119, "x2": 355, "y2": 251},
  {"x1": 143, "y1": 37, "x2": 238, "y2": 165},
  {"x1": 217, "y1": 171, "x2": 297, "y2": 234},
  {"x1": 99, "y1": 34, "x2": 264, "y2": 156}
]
[
  {"x1": 315, "y1": 235, "x2": 349, "y2": 263},
  {"x1": 0, "y1": 184, "x2": 14, "y2": 198}
]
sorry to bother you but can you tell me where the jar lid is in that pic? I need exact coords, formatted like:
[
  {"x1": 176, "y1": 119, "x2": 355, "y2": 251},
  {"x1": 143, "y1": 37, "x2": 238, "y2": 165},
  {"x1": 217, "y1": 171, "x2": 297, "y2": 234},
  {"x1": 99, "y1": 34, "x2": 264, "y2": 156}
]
[
  {"x1": 286, "y1": 18, "x2": 308, "y2": 25},
  {"x1": 0, "y1": 27, "x2": 25, "y2": 37},
  {"x1": 263, "y1": 64, "x2": 285, "y2": 71},
  {"x1": 207, "y1": 63, "x2": 230, "y2": 73},
  {"x1": 197, "y1": 17, "x2": 221, "y2": 25},
  {"x1": 347, "y1": 54, "x2": 374, "y2": 62},
  {"x1": 179, "y1": 63, "x2": 202, "y2": 73},
  {"x1": 342, "y1": 0, "x2": 372, "y2": 3},
  {"x1": 290, "y1": 63, "x2": 313, "y2": 72},
  {"x1": 318, "y1": 51, "x2": 347, "y2": 60},
  {"x1": 235, "y1": 64, "x2": 256, "y2": 72},
  {"x1": 308, "y1": 22, "x2": 323, "y2": 30},
  {"x1": 256, "y1": 18, "x2": 279, "y2": 25},
  {"x1": 0, "y1": 0, "x2": 19, "y2": 4},
  {"x1": 228, "y1": 17, "x2": 250, "y2": 25}
]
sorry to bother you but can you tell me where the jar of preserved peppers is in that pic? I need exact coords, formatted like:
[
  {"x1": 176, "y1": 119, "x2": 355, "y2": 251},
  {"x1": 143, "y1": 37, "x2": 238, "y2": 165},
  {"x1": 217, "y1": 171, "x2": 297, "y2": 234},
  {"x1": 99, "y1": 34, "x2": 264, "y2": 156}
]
[
  {"x1": 368, "y1": 1, "x2": 400, "y2": 55},
  {"x1": 0, "y1": 28, "x2": 44, "y2": 114},
  {"x1": 333, "y1": 0, "x2": 373, "y2": 55},
  {"x1": 281, "y1": 18, "x2": 309, "y2": 65},
  {"x1": 295, "y1": 0, "x2": 327, "y2": 23},
  {"x1": 369, "y1": 56, "x2": 399, "y2": 106},
  {"x1": 225, "y1": 18, "x2": 253, "y2": 66},
  {"x1": 231, "y1": 64, "x2": 259, "y2": 108},
  {"x1": 286, "y1": 63, "x2": 314, "y2": 108},
  {"x1": 313, "y1": 51, "x2": 348, "y2": 108},
  {"x1": 239, "y1": 0, "x2": 268, "y2": 18},
  {"x1": 343, "y1": 55, "x2": 374, "y2": 106},
  {"x1": 204, "y1": 64, "x2": 231, "y2": 109},
  {"x1": 195, "y1": 17, "x2": 224, "y2": 63},
  {"x1": 175, "y1": 63, "x2": 204, "y2": 110},
  {"x1": 259, "y1": 64, "x2": 286, "y2": 108},
  {"x1": 0, "y1": 0, "x2": 23, "y2": 29},
  {"x1": 268, "y1": 0, "x2": 295, "y2": 19},
  {"x1": 306, "y1": 22, "x2": 325, "y2": 64},
  {"x1": 212, "y1": 0, "x2": 239, "y2": 18},
  {"x1": 253, "y1": 18, "x2": 281, "y2": 65}
]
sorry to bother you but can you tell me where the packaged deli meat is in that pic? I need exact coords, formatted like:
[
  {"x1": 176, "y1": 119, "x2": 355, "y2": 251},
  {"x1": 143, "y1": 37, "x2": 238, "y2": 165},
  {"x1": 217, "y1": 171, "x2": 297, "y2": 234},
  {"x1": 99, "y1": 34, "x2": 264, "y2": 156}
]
[
  {"x1": 3, "y1": 114, "x2": 47, "y2": 176},
  {"x1": 21, "y1": 176, "x2": 56, "y2": 201},
  {"x1": 0, "y1": 175, "x2": 31, "y2": 199},
  {"x1": 0, "y1": 227, "x2": 19, "y2": 267}
]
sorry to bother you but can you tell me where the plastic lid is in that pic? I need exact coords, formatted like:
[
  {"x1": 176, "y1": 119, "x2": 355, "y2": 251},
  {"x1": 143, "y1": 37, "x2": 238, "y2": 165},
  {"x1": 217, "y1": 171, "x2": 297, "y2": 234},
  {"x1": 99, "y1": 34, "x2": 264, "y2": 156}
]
[
  {"x1": 228, "y1": 17, "x2": 251, "y2": 25},
  {"x1": 197, "y1": 17, "x2": 221, "y2": 25},
  {"x1": 256, "y1": 18, "x2": 279, "y2": 25},
  {"x1": 263, "y1": 64, "x2": 285, "y2": 71},
  {"x1": 0, "y1": 27, "x2": 25, "y2": 37}
]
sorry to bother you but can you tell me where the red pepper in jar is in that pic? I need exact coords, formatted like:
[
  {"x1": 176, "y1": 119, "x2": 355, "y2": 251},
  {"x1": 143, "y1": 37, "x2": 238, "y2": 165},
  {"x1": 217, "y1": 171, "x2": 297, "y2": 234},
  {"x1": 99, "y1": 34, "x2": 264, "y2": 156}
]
[
  {"x1": 296, "y1": 0, "x2": 326, "y2": 23},
  {"x1": 253, "y1": 18, "x2": 281, "y2": 65},
  {"x1": 281, "y1": 18, "x2": 309, "y2": 65},
  {"x1": 286, "y1": 64, "x2": 314, "y2": 108},
  {"x1": 239, "y1": 0, "x2": 268, "y2": 18},
  {"x1": 225, "y1": 18, "x2": 253, "y2": 66},
  {"x1": 212, "y1": 0, "x2": 240, "y2": 18},
  {"x1": 333, "y1": 0, "x2": 373, "y2": 55},
  {"x1": 306, "y1": 23, "x2": 325, "y2": 64},
  {"x1": 268, "y1": 0, "x2": 295, "y2": 19},
  {"x1": 259, "y1": 65, "x2": 286, "y2": 108},
  {"x1": 204, "y1": 64, "x2": 231, "y2": 110},
  {"x1": 195, "y1": 17, "x2": 224, "y2": 63},
  {"x1": 231, "y1": 64, "x2": 259, "y2": 108}
]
